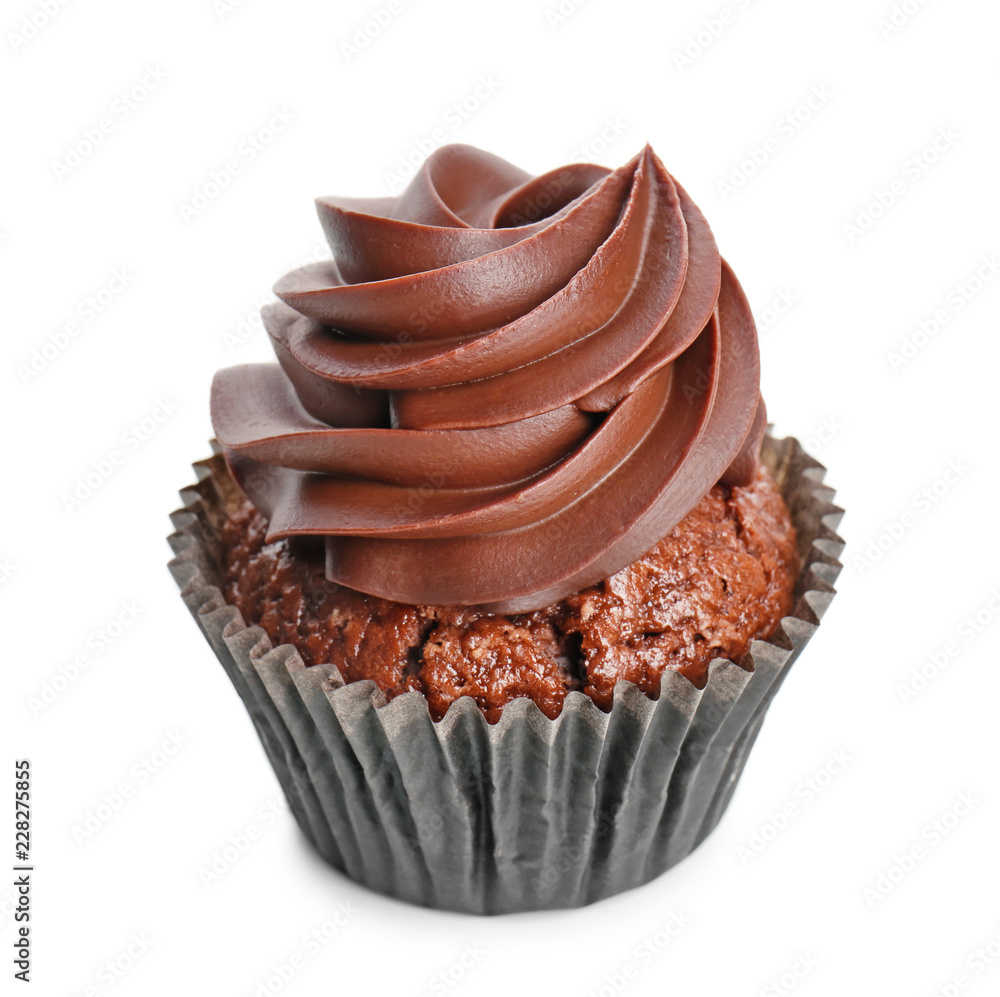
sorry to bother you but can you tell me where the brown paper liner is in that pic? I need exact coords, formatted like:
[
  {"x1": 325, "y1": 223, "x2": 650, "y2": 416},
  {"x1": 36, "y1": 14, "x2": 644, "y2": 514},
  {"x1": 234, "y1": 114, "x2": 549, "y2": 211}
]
[{"x1": 168, "y1": 434, "x2": 843, "y2": 914}]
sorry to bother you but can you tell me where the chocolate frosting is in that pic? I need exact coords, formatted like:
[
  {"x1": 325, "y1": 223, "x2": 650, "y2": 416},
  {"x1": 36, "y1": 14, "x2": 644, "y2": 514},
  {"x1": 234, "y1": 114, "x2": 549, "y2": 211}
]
[{"x1": 211, "y1": 144, "x2": 766, "y2": 613}]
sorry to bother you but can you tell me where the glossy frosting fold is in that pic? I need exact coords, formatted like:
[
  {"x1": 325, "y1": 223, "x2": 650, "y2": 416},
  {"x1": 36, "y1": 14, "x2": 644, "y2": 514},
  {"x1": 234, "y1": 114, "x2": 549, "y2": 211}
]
[{"x1": 211, "y1": 143, "x2": 764, "y2": 612}]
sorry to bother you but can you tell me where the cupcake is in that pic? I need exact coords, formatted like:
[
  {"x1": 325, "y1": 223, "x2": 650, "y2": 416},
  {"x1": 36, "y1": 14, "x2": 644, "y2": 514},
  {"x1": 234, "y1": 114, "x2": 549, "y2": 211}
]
[{"x1": 169, "y1": 143, "x2": 843, "y2": 914}]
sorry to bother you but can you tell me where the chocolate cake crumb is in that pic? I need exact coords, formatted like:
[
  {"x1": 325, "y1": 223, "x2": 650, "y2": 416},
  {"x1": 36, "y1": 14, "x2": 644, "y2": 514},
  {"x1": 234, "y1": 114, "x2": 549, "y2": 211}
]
[{"x1": 220, "y1": 466, "x2": 798, "y2": 722}]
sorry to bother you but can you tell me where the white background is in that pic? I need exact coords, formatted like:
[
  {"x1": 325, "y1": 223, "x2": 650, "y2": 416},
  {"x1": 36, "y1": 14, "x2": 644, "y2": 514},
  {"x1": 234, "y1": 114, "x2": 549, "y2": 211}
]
[{"x1": 4, "y1": 0, "x2": 1000, "y2": 994}]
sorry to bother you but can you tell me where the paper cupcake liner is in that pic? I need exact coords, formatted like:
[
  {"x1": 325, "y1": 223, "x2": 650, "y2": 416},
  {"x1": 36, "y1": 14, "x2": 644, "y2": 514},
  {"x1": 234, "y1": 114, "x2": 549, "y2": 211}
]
[{"x1": 168, "y1": 434, "x2": 843, "y2": 914}]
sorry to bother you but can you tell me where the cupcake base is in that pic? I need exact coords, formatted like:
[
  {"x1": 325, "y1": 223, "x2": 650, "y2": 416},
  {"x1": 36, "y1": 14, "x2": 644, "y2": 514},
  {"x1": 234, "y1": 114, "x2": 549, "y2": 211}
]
[{"x1": 168, "y1": 434, "x2": 842, "y2": 914}]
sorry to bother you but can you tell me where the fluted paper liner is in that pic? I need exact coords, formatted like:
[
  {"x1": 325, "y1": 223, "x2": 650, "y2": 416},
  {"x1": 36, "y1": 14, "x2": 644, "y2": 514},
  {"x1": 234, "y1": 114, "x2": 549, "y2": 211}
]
[{"x1": 168, "y1": 435, "x2": 842, "y2": 914}]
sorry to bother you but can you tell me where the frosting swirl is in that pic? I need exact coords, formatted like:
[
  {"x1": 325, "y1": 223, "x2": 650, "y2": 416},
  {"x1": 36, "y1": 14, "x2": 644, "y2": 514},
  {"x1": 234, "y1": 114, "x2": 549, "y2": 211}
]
[{"x1": 212, "y1": 143, "x2": 766, "y2": 613}]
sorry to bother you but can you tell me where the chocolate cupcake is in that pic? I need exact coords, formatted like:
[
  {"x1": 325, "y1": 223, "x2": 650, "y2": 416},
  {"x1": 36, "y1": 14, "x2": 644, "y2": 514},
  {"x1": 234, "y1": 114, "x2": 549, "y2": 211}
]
[{"x1": 169, "y1": 144, "x2": 843, "y2": 913}]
